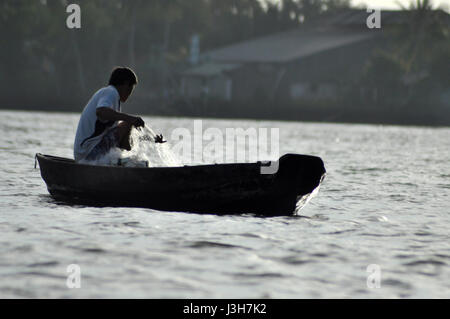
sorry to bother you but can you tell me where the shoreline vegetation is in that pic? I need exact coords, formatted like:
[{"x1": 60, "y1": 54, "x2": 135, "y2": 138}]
[
  {"x1": 1, "y1": 0, "x2": 449, "y2": 127},
  {"x1": 2, "y1": 105, "x2": 448, "y2": 128}
]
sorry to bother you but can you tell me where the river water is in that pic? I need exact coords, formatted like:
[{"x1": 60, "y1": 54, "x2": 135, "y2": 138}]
[{"x1": 0, "y1": 110, "x2": 449, "y2": 298}]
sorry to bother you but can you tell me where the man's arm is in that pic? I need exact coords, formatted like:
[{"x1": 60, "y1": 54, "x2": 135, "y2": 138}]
[{"x1": 96, "y1": 107, "x2": 144, "y2": 127}]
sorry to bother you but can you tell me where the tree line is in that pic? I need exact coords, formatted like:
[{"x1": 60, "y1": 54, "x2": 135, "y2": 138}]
[
  {"x1": 0, "y1": 0, "x2": 449, "y2": 125},
  {"x1": 0, "y1": 0, "x2": 351, "y2": 108}
]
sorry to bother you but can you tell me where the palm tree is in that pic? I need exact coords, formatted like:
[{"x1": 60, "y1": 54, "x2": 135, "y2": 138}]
[{"x1": 394, "y1": 0, "x2": 449, "y2": 72}]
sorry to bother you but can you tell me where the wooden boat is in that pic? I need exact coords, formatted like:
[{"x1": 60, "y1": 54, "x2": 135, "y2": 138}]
[{"x1": 35, "y1": 153, "x2": 325, "y2": 216}]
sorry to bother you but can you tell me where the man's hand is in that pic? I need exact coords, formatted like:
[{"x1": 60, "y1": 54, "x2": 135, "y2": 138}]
[
  {"x1": 154, "y1": 134, "x2": 166, "y2": 143},
  {"x1": 129, "y1": 116, "x2": 145, "y2": 128}
]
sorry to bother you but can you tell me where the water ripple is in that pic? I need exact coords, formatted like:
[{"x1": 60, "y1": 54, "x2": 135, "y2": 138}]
[
  {"x1": 186, "y1": 241, "x2": 249, "y2": 250},
  {"x1": 1, "y1": 111, "x2": 450, "y2": 298}
]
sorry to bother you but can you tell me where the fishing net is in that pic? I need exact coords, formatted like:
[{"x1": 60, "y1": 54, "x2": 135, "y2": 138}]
[{"x1": 82, "y1": 125, "x2": 181, "y2": 167}]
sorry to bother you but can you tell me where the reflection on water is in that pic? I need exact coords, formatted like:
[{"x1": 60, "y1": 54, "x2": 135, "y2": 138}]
[{"x1": 0, "y1": 110, "x2": 449, "y2": 298}]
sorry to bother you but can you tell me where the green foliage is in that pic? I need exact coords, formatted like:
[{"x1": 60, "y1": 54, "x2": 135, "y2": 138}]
[
  {"x1": 0, "y1": 0, "x2": 352, "y2": 108},
  {"x1": 1, "y1": 0, "x2": 447, "y2": 123},
  {"x1": 361, "y1": 0, "x2": 450, "y2": 108}
]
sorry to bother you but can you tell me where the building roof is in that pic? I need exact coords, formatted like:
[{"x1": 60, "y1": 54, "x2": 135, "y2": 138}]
[
  {"x1": 201, "y1": 27, "x2": 377, "y2": 63},
  {"x1": 182, "y1": 62, "x2": 241, "y2": 77},
  {"x1": 200, "y1": 9, "x2": 450, "y2": 64}
]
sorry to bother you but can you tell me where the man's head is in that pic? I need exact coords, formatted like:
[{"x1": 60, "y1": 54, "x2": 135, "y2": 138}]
[{"x1": 108, "y1": 67, "x2": 138, "y2": 102}]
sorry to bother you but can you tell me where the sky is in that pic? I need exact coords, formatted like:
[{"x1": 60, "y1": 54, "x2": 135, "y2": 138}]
[
  {"x1": 262, "y1": 0, "x2": 450, "y2": 11},
  {"x1": 351, "y1": 0, "x2": 450, "y2": 11}
]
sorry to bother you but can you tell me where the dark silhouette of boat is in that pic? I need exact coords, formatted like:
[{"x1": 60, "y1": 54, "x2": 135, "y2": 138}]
[{"x1": 35, "y1": 153, "x2": 325, "y2": 216}]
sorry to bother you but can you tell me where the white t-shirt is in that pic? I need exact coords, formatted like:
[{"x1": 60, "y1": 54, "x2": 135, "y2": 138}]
[{"x1": 74, "y1": 85, "x2": 121, "y2": 161}]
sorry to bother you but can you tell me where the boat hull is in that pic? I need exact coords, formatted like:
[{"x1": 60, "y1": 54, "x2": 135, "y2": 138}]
[{"x1": 35, "y1": 153, "x2": 325, "y2": 216}]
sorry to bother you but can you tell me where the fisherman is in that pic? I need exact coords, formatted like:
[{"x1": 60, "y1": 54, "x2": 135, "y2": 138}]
[{"x1": 73, "y1": 66, "x2": 164, "y2": 162}]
